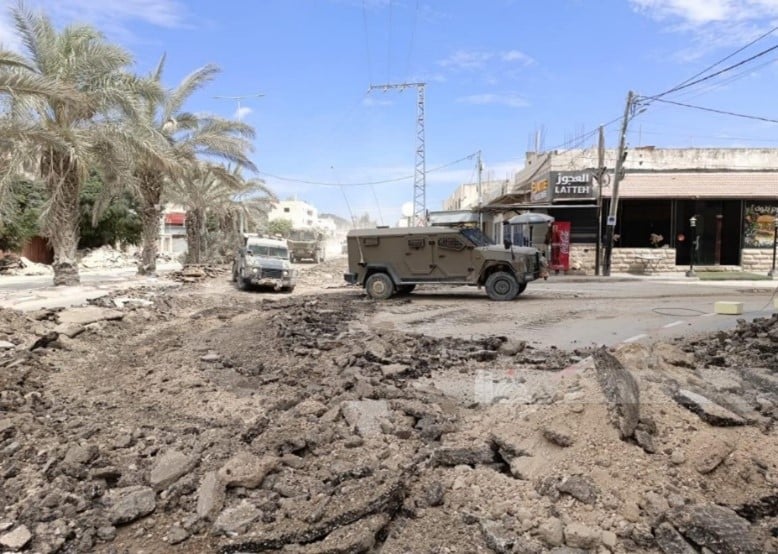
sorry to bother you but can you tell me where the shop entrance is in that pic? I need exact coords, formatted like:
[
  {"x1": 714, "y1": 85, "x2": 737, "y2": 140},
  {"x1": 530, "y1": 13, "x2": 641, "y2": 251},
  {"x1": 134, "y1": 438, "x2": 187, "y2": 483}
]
[{"x1": 675, "y1": 200, "x2": 741, "y2": 266}]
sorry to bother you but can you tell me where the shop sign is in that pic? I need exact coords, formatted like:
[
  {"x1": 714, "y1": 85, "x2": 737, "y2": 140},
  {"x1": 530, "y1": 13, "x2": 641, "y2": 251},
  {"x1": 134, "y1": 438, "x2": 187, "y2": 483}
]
[
  {"x1": 530, "y1": 178, "x2": 549, "y2": 202},
  {"x1": 550, "y1": 171, "x2": 595, "y2": 201}
]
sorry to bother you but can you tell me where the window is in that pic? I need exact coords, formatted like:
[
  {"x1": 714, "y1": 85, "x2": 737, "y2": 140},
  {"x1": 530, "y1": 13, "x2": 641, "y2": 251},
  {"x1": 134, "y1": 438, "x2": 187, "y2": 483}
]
[
  {"x1": 283, "y1": 207, "x2": 290, "y2": 213},
  {"x1": 362, "y1": 236, "x2": 379, "y2": 246},
  {"x1": 307, "y1": 210, "x2": 313, "y2": 216},
  {"x1": 408, "y1": 238, "x2": 425, "y2": 249},
  {"x1": 437, "y1": 237, "x2": 465, "y2": 251},
  {"x1": 614, "y1": 200, "x2": 672, "y2": 248},
  {"x1": 247, "y1": 245, "x2": 288, "y2": 258},
  {"x1": 461, "y1": 228, "x2": 493, "y2": 247}
]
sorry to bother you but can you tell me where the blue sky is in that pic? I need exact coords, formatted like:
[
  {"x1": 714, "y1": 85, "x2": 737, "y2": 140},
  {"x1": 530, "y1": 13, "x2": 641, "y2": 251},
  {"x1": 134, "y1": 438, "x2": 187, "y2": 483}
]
[{"x1": 3, "y1": 0, "x2": 778, "y2": 225}]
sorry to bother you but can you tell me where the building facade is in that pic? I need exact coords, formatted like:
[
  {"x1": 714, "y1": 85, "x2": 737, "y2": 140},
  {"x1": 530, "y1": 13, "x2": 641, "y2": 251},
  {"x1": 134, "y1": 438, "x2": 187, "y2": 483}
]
[
  {"x1": 268, "y1": 200, "x2": 319, "y2": 229},
  {"x1": 484, "y1": 147, "x2": 778, "y2": 274}
]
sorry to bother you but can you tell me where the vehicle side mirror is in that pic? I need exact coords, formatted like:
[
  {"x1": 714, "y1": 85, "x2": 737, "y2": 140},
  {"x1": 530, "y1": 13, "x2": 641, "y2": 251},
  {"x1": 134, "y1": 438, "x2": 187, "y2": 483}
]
[{"x1": 503, "y1": 238, "x2": 512, "y2": 249}]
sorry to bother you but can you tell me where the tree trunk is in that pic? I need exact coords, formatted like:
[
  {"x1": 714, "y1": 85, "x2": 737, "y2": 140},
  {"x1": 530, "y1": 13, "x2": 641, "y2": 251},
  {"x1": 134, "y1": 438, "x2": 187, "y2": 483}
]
[
  {"x1": 185, "y1": 208, "x2": 203, "y2": 264},
  {"x1": 138, "y1": 172, "x2": 163, "y2": 275},
  {"x1": 42, "y1": 151, "x2": 81, "y2": 286}
]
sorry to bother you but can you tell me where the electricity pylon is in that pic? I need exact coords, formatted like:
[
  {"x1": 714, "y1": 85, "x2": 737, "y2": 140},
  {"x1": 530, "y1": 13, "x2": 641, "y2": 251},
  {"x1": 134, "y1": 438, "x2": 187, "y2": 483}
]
[{"x1": 368, "y1": 82, "x2": 426, "y2": 226}]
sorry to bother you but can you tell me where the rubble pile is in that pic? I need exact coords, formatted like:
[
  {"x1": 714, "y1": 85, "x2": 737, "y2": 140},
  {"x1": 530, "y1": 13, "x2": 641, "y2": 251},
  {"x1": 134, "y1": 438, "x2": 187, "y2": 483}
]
[
  {"x1": 171, "y1": 265, "x2": 229, "y2": 283},
  {"x1": 78, "y1": 246, "x2": 136, "y2": 270},
  {"x1": 0, "y1": 254, "x2": 52, "y2": 276},
  {"x1": 0, "y1": 280, "x2": 777, "y2": 553}
]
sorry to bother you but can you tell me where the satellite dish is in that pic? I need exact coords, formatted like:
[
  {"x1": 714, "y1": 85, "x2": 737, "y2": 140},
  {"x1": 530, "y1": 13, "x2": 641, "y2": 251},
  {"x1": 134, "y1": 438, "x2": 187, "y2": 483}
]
[{"x1": 401, "y1": 202, "x2": 414, "y2": 218}]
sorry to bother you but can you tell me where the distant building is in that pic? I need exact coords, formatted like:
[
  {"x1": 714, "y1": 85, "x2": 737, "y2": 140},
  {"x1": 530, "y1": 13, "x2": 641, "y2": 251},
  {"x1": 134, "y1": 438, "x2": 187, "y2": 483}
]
[
  {"x1": 159, "y1": 204, "x2": 187, "y2": 255},
  {"x1": 268, "y1": 200, "x2": 318, "y2": 229}
]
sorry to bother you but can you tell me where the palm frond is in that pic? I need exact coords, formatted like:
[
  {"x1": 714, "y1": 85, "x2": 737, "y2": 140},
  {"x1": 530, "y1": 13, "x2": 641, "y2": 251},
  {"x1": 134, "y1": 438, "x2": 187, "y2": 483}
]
[{"x1": 163, "y1": 63, "x2": 220, "y2": 123}]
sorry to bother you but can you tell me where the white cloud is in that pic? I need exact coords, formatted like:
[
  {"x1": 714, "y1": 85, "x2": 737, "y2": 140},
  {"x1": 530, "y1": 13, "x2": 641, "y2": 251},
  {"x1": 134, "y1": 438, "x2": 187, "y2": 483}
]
[
  {"x1": 630, "y1": 0, "x2": 778, "y2": 58},
  {"x1": 439, "y1": 49, "x2": 534, "y2": 71},
  {"x1": 501, "y1": 49, "x2": 535, "y2": 66},
  {"x1": 362, "y1": 96, "x2": 394, "y2": 107},
  {"x1": 0, "y1": 0, "x2": 188, "y2": 51},
  {"x1": 234, "y1": 106, "x2": 253, "y2": 120},
  {"x1": 457, "y1": 93, "x2": 529, "y2": 108},
  {"x1": 630, "y1": 0, "x2": 732, "y2": 23},
  {"x1": 630, "y1": 0, "x2": 778, "y2": 27},
  {"x1": 440, "y1": 50, "x2": 495, "y2": 70},
  {"x1": 0, "y1": 15, "x2": 20, "y2": 50},
  {"x1": 43, "y1": 0, "x2": 188, "y2": 28}
]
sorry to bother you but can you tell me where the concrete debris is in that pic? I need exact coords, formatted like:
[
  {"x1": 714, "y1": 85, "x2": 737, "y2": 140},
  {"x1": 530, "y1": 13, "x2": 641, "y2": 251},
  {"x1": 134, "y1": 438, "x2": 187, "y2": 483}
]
[
  {"x1": 57, "y1": 306, "x2": 124, "y2": 326},
  {"x1": 0, "y1": 525, "x2": 32, "y2": 551},
  {"x1": 149, "y1": 449, "x2": 198, "y2": 490},
  {"x1": 674, "y1": 388, "x2": 747, "y2": 426},
  {"x1": 1, "y1": 261, "x2": 777, "y2": 553},
  {"x1": 105, "y1": 486, "x2": 156, "y2": 525}
]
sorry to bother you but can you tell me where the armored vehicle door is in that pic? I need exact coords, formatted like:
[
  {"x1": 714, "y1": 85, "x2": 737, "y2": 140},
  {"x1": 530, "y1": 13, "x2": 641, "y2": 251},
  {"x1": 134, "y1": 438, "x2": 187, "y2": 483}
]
[
  {"x1": 432, "y1": 234, "x2": 472, "y2": 280},
  {"x1": 402, "y1": 235, "x2": 434, "y2": 276}
]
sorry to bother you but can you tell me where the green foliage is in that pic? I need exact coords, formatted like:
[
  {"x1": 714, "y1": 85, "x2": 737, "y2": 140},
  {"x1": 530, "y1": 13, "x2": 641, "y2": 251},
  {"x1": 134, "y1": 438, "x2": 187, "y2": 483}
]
[
  {"x1": 0, "y1": 180, "x2": 45, "y2": 252},
  {"x1": 267, "y1": 218, "x2": 293, "y2": 238},
  {"x1": 78, "y1": 173, "x2": 142, "y2": 249}
]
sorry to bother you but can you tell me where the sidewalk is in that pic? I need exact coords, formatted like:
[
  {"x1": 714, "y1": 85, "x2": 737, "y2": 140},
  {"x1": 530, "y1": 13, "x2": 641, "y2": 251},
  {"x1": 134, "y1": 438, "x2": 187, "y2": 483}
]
[
  {"x1": 548, "y1": 271, "x2": 778, "y2": 289},
  {"x1": 0, "y1": 263, "x2": 182, "y2": 311}
]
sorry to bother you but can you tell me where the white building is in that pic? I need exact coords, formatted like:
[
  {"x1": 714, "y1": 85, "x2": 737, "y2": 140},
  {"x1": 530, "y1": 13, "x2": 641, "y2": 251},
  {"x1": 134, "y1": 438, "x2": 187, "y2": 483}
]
[{"x1": 268, "y1": 200, "x2": 319, "y2": 229}]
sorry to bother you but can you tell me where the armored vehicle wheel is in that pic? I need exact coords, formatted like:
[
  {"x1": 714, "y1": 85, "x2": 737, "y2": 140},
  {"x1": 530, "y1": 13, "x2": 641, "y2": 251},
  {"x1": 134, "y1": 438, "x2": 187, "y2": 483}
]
[
  {"x1": 365, "y1": 272, "x2": 395, "y2": 300},
  {"x1": 517, "y1": 282, "x2": 527, "y2": 294},
  {"x1": 396, "y1": 284, "x2": 416, "y2": 295},
  {"x1": 485, "y1": 271, "x2": 520, "y2": 301},
  {"x1": 283, "y1": 286, "x2": 295, "y2": 293}
]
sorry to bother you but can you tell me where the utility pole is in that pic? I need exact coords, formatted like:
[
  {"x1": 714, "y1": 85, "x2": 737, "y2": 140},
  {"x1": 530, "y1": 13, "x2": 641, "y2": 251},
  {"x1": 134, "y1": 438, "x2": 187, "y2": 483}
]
[
  {"x1": 602, "y1": 90, "x2": 635, "y2": 277},
  {"x1": 212, "y1": 93, "x2": 265, "y2": 120},
  {"x1": 368, "y1": 82, "x2": 427, "y2": 226},
  {"x1": 477, "y1": 150, "x2": 483, "y2": 232},
  {"x1": 594, "y1": 126, "x2": 605, "y2": 276}
]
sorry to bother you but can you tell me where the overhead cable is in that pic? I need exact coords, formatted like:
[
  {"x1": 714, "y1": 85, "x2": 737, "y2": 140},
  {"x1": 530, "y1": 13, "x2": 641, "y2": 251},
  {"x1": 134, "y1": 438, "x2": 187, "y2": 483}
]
[
  {"x1": 647, "y1": 97, "x2": 778, "y2": 124},
  {"x1": 259, "y1": 152, "x2": 479, "y2": 187}
]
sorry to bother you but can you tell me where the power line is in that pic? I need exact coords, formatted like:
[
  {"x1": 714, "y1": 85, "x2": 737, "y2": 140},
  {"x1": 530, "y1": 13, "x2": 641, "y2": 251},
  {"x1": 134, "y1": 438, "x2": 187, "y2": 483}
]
[
  {"x1": 645, "y1": 42, "x2": 778, "y2": 102},
  {"x1": 405, "y1": 0, "x2": 420, "y2": 80},
  {"x1": 259, "y1": 152, "x2": 478, "y2": 188},
  {"x1": 664, "y1": 25, "x2": 778, "y2": 95},
  {"x1": 362, "y1": 0, "x2": 373, "y2": 85},
  {"x1": 387, "y1": 0, "x2": 393, "y2": 81},
  {"x1": 647, "y1": 97, "x2": 778, "y2": 124}
]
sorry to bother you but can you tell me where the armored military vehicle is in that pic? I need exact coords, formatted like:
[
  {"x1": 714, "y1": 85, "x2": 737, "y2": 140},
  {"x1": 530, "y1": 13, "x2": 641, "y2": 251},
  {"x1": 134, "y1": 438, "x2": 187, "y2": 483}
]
[
  {"x1": 287, "y1": 228, "x2": 325, "y2": 263},
  {"x1": 344, "y1": 226, "x2": 548, "y2": 301},
  {"x1": 232, "y1": 235, "x2": 297, "y2": 292}
]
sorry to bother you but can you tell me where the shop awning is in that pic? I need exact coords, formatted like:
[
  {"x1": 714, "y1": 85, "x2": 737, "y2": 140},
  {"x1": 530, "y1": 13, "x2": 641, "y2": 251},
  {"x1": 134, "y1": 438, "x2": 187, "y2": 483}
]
[{"x1": 603, "y1": 172, "x2": 778, "y2": 198}]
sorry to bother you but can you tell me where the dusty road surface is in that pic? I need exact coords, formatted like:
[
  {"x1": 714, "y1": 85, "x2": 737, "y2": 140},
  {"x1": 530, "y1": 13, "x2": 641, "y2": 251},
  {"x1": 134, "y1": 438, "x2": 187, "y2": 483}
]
[{"x1": 1, "y1": 258, "x2": 777, "y2": 554}]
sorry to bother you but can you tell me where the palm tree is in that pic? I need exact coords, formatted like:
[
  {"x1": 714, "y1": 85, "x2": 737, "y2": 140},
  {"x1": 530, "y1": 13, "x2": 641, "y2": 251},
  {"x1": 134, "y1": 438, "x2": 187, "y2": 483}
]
[
  {"x1": 166, "y1": 164, "x2": 276, "y2": 264},
  {"x1": 132, "y1": 55, "x2": 257, "y2": 275},
  {"x1": 0, "y1": 3, "x2": 163, "y2": 285}
]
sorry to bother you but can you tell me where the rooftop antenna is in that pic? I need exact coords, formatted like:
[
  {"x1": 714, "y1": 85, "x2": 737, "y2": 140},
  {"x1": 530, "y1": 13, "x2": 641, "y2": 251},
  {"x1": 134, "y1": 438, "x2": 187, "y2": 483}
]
[{"x1": 212, "y1": 93, "x2": 265, "y2": 120}]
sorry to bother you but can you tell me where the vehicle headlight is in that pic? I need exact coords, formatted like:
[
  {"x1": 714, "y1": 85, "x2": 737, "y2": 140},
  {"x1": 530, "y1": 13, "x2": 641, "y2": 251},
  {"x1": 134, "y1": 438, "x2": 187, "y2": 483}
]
[{"x1": 282, "y1": 269, "x2": 289, "y2": 277}]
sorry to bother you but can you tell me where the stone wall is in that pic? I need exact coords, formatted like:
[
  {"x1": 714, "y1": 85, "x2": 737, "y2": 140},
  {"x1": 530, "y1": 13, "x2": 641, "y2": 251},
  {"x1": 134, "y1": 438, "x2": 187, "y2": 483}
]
[
  {"x1": 741, "y1": 248, "x2": 777, "y2": 273},
  {"x1": 564, "y1": 244, "x2": 677, "y2": 275}
]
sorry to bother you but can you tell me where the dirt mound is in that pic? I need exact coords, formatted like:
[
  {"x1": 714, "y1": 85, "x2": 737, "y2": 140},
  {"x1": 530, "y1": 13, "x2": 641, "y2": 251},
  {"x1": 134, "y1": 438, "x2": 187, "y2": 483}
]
[{"x1": 0, "y1": 279, "x2": 777, "y2": 553}]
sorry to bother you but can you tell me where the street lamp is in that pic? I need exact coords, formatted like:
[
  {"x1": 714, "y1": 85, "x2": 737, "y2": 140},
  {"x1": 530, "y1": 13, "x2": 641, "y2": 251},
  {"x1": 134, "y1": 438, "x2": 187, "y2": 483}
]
[
  {"x1": 686, "y1": 215, "x2": 697, "y2": 278},
  {"x1": 768, "y1": 217, "x2": 778, "y2": 278}
]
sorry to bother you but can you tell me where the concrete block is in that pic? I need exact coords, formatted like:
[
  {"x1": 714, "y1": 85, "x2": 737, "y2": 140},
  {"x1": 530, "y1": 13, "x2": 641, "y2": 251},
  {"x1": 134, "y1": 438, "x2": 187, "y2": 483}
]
[{"x1": 714, "y1": 301, "x2": 743, "y2": 315}]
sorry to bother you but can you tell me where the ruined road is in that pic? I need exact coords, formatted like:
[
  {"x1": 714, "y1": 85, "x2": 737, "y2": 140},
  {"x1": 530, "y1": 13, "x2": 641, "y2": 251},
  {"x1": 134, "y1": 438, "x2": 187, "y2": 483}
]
[{"x1": 1, "y1": 258, "x2": 777, "y2": 554}]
